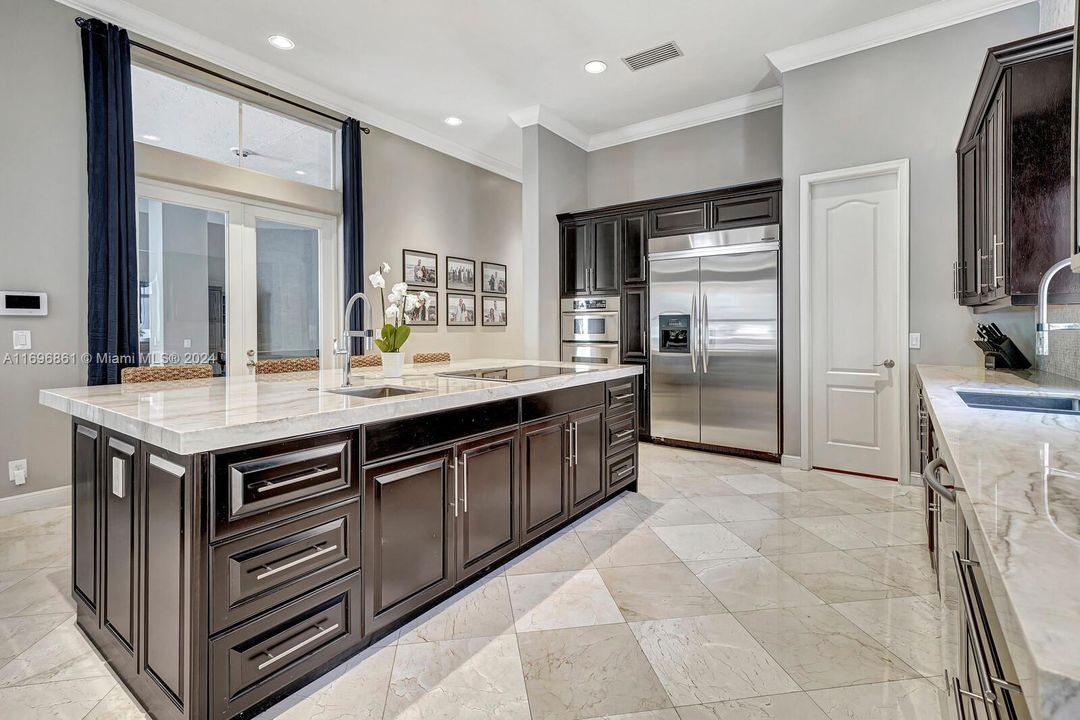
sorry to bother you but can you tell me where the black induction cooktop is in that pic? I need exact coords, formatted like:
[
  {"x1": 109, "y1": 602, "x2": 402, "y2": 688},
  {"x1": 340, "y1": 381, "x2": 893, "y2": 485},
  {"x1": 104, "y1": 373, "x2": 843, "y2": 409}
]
[{"x1": 437, "y1": 365, "x2": 594, "y2": 383}]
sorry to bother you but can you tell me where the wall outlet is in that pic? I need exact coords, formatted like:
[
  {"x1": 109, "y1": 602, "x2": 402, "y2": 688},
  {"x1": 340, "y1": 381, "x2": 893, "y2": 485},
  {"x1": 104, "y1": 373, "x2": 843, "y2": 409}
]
[
  {"x1": 183, "y1": 338, "x2": 191, "y2": 348},
  {"x1": 8, "y1": 459, "x2": 27, "y2": 486},
  {"x1": 12, "y1": 330, "x2": 30, "y2": 350},
  {"x1": 909, "y1": 333, "x2": 921, "y2": 349}
]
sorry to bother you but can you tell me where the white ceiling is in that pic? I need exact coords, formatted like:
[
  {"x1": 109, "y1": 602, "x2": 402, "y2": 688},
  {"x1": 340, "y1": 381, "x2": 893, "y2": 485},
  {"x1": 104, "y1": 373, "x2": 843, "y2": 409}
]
[{"x1": 71, "y1": 0, "x2": 962, "y2": 177}]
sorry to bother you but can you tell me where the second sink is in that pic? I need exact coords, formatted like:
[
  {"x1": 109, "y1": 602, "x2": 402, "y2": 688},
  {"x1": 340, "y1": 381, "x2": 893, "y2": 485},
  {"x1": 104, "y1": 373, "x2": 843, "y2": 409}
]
[
  {"x1": 956, "y1": 390, "x2": 1080, "y2": 415},
  {"x1": 327, "y1": 385, "x2": 425, "y2": 399}
]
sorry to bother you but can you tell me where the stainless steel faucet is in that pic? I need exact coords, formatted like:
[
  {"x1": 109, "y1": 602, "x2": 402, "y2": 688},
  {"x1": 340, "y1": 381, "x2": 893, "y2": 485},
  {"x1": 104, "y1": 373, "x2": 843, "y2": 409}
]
[
  {"x1": 1036, "y1": 258, "x2": 1080, "y2": 356},
  {"x1": 334, "y1": 292, "x2": 375, "y2": 386}
]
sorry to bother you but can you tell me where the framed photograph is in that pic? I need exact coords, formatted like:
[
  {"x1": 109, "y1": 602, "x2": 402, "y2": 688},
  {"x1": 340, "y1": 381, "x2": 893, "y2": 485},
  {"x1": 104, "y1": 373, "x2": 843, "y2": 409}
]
[
  {"x1": 446, "y1": 256, "x2": 475, "y2": 292},
  {"x1": 481, "y1": 262, "x2": 507, "y2": 294},
  {"x1": 404, "y1": 291, "x2": 438, "y2": 325},
  {"x1": 446, "y1": 293, "x2": 476, "y2": 326},
  {"x1": 403, "y1": 249, "x2": 438, "y2": 288},
  {"x1": 482, "y1": 295, "x2": 507, "y2": 326}
]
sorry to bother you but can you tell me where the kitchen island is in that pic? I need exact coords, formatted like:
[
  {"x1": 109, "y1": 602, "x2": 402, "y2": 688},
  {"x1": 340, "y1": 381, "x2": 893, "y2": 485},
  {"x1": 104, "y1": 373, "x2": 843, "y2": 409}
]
[{"x1": 40, "y1": 359, "x2": 643, "y2": 720}]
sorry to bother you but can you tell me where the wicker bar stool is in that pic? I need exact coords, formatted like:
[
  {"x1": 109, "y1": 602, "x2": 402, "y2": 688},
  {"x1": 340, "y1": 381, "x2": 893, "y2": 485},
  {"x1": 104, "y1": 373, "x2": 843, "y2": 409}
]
[
  {"x1": 120, "y1": 364, "x2": 214, "y2": 384},
  {"x1": 254, "y1": 357, "x2": 320, "y2": 375},
  {"x1": 351, "y1": 354, "x2": 383, "y2": 368},
  {"x1": 413, "y1": 352, "x2": 451, "y2": 364}
]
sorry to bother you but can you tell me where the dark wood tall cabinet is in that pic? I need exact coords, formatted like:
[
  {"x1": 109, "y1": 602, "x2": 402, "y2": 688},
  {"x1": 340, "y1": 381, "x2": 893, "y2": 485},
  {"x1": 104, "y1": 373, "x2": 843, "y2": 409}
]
[{"x1": 956, "y1": 28, "x2": 1080, "y2": 307}]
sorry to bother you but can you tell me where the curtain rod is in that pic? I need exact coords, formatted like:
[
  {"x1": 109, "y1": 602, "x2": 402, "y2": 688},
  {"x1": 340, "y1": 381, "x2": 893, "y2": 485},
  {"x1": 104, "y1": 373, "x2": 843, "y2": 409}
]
[{"x1": 75, "y1": 17, "x2": 369, "y2": 133}]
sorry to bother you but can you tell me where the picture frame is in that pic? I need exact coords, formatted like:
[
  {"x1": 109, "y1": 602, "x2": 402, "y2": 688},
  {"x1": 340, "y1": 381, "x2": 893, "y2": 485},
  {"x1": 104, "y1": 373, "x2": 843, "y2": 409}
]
[
  {"x1": 446, "y1": 256, "x2": 475, "y2": 292},
  {"x1": 403, "y1": 249, "x2": 438, "y2": 288},
  {"x1": 404, "y1": 290, "x2": 438, "y2": 325},
  {"x1": 481, "y1": 262, "x2": 507, "y2": 294},
  {"x1": 482, "y1": 295, "x2": 507, "y2": 326},
  {"x1": 446, "y1": 293, "x2": 476, "y2": 326}
]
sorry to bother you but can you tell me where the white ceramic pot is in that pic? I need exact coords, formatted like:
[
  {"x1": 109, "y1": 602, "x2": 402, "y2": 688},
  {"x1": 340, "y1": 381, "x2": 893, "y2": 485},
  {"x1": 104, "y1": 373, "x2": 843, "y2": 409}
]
[{"x1": 382, "y1": 352, "x2": 404, "y2": 378}]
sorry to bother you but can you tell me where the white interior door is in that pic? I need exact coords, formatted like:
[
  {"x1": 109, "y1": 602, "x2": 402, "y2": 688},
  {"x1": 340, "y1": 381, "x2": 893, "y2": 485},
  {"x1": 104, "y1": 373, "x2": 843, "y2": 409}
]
[
  {"x1": 236, "y1": 205, "x2": 339, "y2": 375},
  {"x1": 807, "y1": 166, "x2": 906, "y2": 479}
]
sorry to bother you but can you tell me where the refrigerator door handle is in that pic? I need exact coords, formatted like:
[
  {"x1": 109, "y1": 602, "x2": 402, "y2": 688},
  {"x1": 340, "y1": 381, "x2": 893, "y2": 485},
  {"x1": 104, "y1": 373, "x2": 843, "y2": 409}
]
[
  {"x1": 689, "y1": 293, "x2": 698, "y2": 373},
  {"x1": 701, "y1": 294, "x2": 710, "y2": 374}
]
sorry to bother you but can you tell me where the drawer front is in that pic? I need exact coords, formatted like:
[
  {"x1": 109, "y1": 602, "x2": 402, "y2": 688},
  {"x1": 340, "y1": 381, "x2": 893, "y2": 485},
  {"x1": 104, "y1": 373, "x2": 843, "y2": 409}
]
[
  {"x1": 649, "y1": 203, "x2": 708, "y2": 237},
  {"x1": 605, "y1": 377, "x2": 637, "y2": 418},
  {"x1": 606, "y1": 412, "x2": 637, "y2": 455},
  {"x1": 213, "y1": 430, "x2": 358, "y2": 540},
  {"x1": 210, "y1": 573, "x2": 361, "y2": 719},
  {"x1": 607, "y1": 448, "x2": 638, "y2": 495},
  {"x1": 210, "y1": 502, "x2": 361, "y2": 633}
]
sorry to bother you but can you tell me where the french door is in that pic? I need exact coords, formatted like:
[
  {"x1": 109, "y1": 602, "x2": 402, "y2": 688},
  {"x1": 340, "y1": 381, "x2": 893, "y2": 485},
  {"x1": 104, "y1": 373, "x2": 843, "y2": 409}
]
[{"x1": 136, "y1": 181, "x2": 339, "y2": 377}]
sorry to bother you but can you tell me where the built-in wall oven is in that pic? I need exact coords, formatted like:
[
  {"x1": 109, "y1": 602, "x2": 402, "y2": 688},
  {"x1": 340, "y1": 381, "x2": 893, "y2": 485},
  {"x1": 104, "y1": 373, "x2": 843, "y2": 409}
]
[{"x1": 561, "y1": 297, "x2": 620, "y2": 365}]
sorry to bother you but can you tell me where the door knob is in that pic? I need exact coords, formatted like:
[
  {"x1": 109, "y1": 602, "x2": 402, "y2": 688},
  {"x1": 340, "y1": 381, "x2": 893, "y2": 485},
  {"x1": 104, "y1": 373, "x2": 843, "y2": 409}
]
[
  {"x1": 875, "y1": 359, "x2": 896, "y2": 369},
  {"x1": 246, "y1": 349, "x2": 256, "y2": 368}
]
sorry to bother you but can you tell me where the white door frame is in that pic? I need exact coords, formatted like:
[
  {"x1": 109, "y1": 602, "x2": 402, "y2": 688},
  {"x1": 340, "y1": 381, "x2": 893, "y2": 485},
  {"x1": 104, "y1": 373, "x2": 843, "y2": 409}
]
[{"x1": 798, "y1": 159, "x2": 910, "y2": 482}]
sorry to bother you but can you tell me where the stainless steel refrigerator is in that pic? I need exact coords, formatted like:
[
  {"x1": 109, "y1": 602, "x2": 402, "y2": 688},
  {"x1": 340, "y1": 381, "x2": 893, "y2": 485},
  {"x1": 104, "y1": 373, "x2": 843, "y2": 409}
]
[{"x1": 648, "y1": 226, "x2": 780, "y2": 456}]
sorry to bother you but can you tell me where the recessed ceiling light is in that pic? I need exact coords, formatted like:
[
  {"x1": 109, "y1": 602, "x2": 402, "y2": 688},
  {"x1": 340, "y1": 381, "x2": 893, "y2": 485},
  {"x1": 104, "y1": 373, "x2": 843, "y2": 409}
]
[
  {"x1": 584, "y1": 60, "x2": 607, "y2": 74},
  {"x1": 267, "y1": 35, "x2": 295, "y2": 50},
  {"x1": 294, "y1": 170, "x2": 307, "y2": 176},
  {"x1": 139, "y1": 134, "x2": 161, "y2": 142},
  {"x1": 443, "y1": 116, "x2": 463, "y2": 127}
]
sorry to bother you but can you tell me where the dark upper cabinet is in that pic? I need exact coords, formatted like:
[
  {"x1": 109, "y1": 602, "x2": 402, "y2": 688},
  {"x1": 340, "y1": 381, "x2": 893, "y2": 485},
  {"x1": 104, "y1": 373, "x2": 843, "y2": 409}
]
[
  {"x1": 622, "y1": 214, "x2": 647, "y2": 285},
  {"x1": 561, "y1": 221, "x2": 589, "y2": 296},
  {"x1": 519, "y1": 416, "x2": 570, "y2": 542},
  {"x1": 956, "y1": 29, "x2": 1080, "y2": 307},
  {"x1": 710, "y1": 191, "x2": 779, "y2": 230},
  {"x1": 364, "y1": 447, "x2": 455, "y2": 635},
  {"x1": 621, "y1": 287, "x2": 648, "y2": 362},
  {"x1": 569, "y1": 407, "x2": 605, "y2": 516},
  {"x1": 455, "y1": 429, "x2": 518, "y2": 581},
  {"x1": 649, "y1": 202, "x2": 708, "y2": 237},
  {"x1": 591, "y1": 217, "x2": 620, "y2": 293},
  {"x1": 72, "y1": 422, "x2": 99, "y2": 615}
]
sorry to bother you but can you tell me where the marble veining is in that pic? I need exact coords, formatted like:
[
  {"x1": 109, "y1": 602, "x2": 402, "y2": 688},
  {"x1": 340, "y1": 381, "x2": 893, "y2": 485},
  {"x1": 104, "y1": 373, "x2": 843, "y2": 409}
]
[
  {"x1": 917, "y1": 364, "x2": 1080, "y2": 720},
  {"x1": 38, "y1": 359, "x2": 642, "y2": 454}
]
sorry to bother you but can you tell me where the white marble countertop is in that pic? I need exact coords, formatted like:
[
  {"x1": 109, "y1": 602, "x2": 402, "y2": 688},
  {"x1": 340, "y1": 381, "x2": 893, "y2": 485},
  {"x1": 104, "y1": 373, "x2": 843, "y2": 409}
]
[
  {"x1": 40, "y1": 359, "x2": 642, "y2": 455},
  {"x1": 916, "y1": 364, "x2": 1080, "y2": 720}
]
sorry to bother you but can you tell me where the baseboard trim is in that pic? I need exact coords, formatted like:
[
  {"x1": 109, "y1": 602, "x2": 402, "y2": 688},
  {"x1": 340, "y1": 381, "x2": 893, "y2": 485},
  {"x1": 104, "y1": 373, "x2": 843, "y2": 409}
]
[
  {"x1": 781, "y1": 454, "x2": 809, "y2": 470},
  {"x1": 0, "y1": 486, "x2": 70, "y2": 517}
]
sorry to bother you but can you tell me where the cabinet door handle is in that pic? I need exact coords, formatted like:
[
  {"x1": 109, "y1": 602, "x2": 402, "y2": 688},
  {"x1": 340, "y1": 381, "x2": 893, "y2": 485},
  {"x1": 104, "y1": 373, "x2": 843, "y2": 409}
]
[
  {"x1": 111, "y1": 457, "x2": 126, "y2": 499},
  {"x1": 953, "y1": 551, "x2": 997, "y2": 705},
  {"x1": 571, "y1": 422, "x2": 578, "y2": 466},
  {"x1": 615, "y1": 464, "x2": 635, "y2": 478},
  {"x1": 255, "y1": 544, "x2": 339, "y2": 581},
  {"x1": 565, "y1": 427, "x2": 572, "y2": 466},
  {"x1": 993, "y1": 235, "x2": 1004, "y2": 285},
  {"x1": 613, "y1": 393, "x2": 634, "y2": 401},
  {"x1": 462, "y1": 453, "x2": 469, "y2": 514},
  {"x1": 255, "y1": 466, "x2": 336, "y2": 494},
  {"x1": 952, "y1": 261, "x2": 958, "y2": 299},
  {"x1": 257, "y1": 622, "x2": 340, "y2": 671},
  {"x1": 613, "y1": 429, "x2": 634, "y2": 440},
  {"x1": 450, "y1": 455, "x2": 459, "y2": 517}
]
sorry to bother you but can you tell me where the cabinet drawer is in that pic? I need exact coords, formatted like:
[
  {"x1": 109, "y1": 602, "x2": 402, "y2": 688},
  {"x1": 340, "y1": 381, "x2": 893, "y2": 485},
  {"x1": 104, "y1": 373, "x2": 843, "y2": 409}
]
[
  {"x1": 606, "y1": 412, "x2": 637, "y2": 455},
  {"x1": 605, "y1": 377, "x2": 637, "y2": 418},
  {"x1": 607, "y1": 448, "x2": 638, "y2": 495},
  {"x1": 212, "y1": 430, "x2": 358, "y2": 540},
  {"x1": 210, "y1": 502, "x2": 361, "y2": 633},
  {"x1": 649, "y1": 203, "x2": 707, "y2": 237},
  {"x1": 709, "y1": 191, "x2": 779, "y2": 229},
  {"x1": 210, "y1": 573, "x2": 361, "y2": 719}
]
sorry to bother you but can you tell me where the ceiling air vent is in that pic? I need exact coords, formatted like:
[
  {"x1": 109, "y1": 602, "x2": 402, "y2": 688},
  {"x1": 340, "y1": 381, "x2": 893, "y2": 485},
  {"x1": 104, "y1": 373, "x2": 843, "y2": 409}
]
[{"x1": 621, "y1": 42, "x2": 683, "y2": 71}]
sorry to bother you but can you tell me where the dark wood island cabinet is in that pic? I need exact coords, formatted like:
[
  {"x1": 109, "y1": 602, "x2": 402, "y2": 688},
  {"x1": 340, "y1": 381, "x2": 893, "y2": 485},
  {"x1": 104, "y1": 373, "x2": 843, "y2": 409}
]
[{"x1": 62, "y1": 371, "x2": 640, "y2": 720}]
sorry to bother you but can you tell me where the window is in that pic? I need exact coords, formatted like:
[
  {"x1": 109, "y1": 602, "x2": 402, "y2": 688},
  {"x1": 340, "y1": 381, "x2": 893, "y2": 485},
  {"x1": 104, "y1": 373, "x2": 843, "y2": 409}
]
[{"x1": 131, "y1": 66, "x2": 335, "y2": 189}]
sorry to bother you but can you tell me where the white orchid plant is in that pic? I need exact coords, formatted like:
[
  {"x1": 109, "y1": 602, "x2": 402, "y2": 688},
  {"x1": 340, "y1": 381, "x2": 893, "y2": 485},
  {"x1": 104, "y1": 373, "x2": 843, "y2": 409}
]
[{"x1": 368, "y1": 262, "x2": 428, "y2": 353}]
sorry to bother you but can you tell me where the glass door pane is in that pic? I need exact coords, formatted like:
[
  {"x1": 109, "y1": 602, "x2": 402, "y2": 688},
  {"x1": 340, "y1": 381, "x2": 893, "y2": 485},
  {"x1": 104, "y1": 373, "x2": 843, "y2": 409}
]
[
  {"x1": 253, "y1": 218, "x2": 321, "y2": 361},
  {"x1": 136, "y1": 196, "x2": 229, "y2": 375}
]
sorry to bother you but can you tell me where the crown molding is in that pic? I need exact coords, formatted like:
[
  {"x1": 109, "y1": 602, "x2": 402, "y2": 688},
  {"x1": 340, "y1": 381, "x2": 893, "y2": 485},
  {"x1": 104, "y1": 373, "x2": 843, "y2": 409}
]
[
  {"x1": 509, "y1": 86, "x2": 783, "y2": 154},
  {"x1": 587, "y1": 87, "x2": 783, "y2": 151},
  {"x1": 55, "y1": 0, "x2": 523, "y2": 181},
  {"x1": 766, "y1": 0, "x2": 1039, "y2": 74}
]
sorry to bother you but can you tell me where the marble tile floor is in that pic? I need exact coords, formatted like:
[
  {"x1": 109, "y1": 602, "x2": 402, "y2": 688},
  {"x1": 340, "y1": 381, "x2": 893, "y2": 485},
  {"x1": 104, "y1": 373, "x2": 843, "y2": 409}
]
[{"x1": 0, "y1": 443, "x2": 946, "y2": 720}]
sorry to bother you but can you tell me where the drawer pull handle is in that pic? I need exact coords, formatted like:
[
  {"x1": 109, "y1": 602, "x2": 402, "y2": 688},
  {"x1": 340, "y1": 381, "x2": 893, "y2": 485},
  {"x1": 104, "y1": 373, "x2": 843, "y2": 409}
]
[
  {"x1": 953, "y1": 551, "x2": 1017, "y2": 705},
  {"x1": 613, "y1": 429, "x2": 635, "y2": 440},
  {"x1": 255, "y1": 467, "x2": 337, "y2": 494},
  {"x1": 257, "y1": 622, "x2": 340, "y2": 671},
  {"x1": 613, "y1": 393, "x2": 633, "y2": 401},
  {"x1": 615, "y1": 465, "x2": 635, "y2": 478},
  {"x1": 255, "y1": 544, "x2": 339, "y2": 581}
]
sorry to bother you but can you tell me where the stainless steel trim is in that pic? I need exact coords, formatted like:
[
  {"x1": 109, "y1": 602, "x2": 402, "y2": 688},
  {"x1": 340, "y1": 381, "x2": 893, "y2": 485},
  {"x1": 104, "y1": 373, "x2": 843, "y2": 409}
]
[
  {"x1": 954, "y1": 551, "x2": 997, "y2": 704},
  {"x1": 615, "y1": 464, "x2": 635, "y2": 478},
  {"x1": 701, "y1": 294, "x2": 710, "y2": 374},
  {"x1": 257, "y1": 622, "x2": 340, "y2": 671},
  {"x1": 952, "y1": 261, "x2": 959, "y2": 299},
  {"x1": 149, "y1": 454, "x2": 185, "y2": 477},
  {"x1": 108, "y1": 437, "x2": 135, "y2": 455},
  {"x1": 954, "y1": 678, "x2": 971, "y2": 720},
  {"x1": 255, "y1": 544, "x2": 339, "y2": 581},
  {"x1": 613, "y1": 429, "x2": 634, "y2": 440},
  {"x1": 649, "y1": 241, "x2": 780, "y2": 261},
  {"x1": 924, "y1": 459, "x2": 956, "y2": 503},
  {"x1": 451, "y1": 456, "x2": 459, "y2": 518},
  {"x1": 462, "y1": 453, "x2": 469, "y2": 513},
  {"x1": 572, "y1": 422, "x2": 579, "y2": 466},
  {"x1": 77, "y1": 425, "x2": 98, "y2": 440},
  {"x1": 565, "y1": 427, "x2": 572, "y2": 467},
  {"x1": 648, "y1": 225, "x2": 780, "y2": 259},
  {"x1": 689, "y1": 293, "x2": 698, "y2": 373},
  {"x1": 255, "y1": 467, "x2": 336, "y2": 494},
  {"x1": 993, "y1": 235, "x2": 1004, "y2": 285},
  {"x1": 613, "y1": 393, "x2": 634, "y2": 401}
]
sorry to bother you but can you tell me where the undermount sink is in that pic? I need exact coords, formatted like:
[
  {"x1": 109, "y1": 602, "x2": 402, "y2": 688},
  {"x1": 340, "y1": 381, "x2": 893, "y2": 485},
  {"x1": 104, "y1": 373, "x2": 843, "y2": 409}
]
[
  {"x1": 956, "y1": 390, "x2": 1080, "y2": 415},
  {"x1": 326, "y1": 385, "x2": 425, "y2": 399}
]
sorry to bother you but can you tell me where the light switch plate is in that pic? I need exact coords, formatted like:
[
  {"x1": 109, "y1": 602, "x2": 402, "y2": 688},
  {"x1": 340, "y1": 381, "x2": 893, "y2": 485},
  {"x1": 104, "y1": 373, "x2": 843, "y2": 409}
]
[
  {"x1": 909, "y1": 333, "x2": 921, "y2": 349},
  {"x1": 8, "y1": 459, "x2": 27, "y2": 486},
  {"x1": 12, "y1": 330, "x2": 30, "y2": 350}
]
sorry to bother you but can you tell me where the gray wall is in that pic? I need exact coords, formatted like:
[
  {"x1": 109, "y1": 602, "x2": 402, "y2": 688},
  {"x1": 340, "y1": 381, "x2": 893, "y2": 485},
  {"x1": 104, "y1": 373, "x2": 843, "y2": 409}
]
[
  {"x1": 780, "y1": 5, "x2": 1041, "y2": 461},
  {"x1": 521, "y1": 125, "x2": 587, "y2": 360},
  {"x1": 0, "y1": 0, "x2": 87, "y2": 501},
  {"x1": 1040, "y1": 0, "x2": 1075, "y2": 30},
  {"x1": 361, "y1": 126, "x2": 524, "y2": 360},
  {"x1": 587, "y1": 107, "x2": 783, "y2": 207}
]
